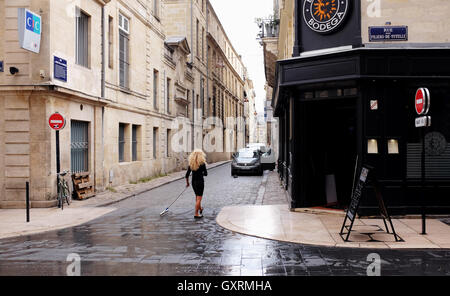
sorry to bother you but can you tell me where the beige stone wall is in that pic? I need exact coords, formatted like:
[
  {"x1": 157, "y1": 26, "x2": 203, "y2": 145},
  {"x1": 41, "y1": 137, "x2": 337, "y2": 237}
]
[{"x1": 361, "y1": 0, "x2": 450, "y2": 44}]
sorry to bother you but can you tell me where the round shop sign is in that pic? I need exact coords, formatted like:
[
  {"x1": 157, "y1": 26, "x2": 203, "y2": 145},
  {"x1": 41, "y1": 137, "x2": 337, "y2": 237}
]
[
  {"x1": 415, "y1": 88, "x2": 430, "y2": 115},
  {"x1": 303, "y1": 0, "x2": 349, "y2": 34},
  {"x1": 48, "y1": 112, "x2": 66, "y2": 131}
]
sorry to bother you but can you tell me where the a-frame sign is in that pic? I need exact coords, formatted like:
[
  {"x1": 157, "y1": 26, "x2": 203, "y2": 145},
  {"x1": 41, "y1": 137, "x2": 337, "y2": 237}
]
[{"x1": 340, "y1": 165, "x2": 401, "y2": 242}]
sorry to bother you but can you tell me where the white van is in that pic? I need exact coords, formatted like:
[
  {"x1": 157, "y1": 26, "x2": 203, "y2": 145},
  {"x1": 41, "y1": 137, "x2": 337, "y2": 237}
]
[{"x1": 246, "y1": 143, "x2": 276, "y2": 171}]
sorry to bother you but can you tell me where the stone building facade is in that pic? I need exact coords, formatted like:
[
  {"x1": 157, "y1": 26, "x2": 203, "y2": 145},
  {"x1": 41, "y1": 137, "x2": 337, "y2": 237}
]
[{"x1": 0, "y1": 0, "x2": 252, "y2": 208}]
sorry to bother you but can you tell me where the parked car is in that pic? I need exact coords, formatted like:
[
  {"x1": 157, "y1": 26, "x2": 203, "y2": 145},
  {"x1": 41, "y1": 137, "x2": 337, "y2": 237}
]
[{"x1": 231, "y1": 148, "x2": 263, "y2": 176}]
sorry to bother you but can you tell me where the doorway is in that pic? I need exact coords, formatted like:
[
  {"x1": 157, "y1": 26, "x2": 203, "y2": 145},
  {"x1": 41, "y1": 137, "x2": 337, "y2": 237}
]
[{"x1": 304, "y1": 98, "x2": 357, "y2": 207}]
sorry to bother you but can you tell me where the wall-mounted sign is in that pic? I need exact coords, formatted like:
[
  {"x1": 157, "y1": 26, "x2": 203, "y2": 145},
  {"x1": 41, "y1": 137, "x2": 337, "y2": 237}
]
[
  {"x1": 303, "y1": 0, "x2": 349, "y2": 34},
  {"x1": 369, "y1": 26, "x2": 408, "y2": 42},
  {"x1": 415, "y1": 116, "x2": 431, "y2": 128},
  {"x1": 0, "y1": 61, "x2": 3, "y2": 72},
  {"x1": 18, "y1": 8, "x2": 42, "y2": 54},
  {"x1": 54, "y1": 56, "x2": 67, "y2": 82},
  {"x1": 370, "y1": 100, "x2": 378, "y2": 110}
]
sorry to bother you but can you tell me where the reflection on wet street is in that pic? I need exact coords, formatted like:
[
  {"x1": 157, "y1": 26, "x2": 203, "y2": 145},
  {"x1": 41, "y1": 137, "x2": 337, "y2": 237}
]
[{"x1": 0, "y1": 164, "x2": 449, "y2": 276}]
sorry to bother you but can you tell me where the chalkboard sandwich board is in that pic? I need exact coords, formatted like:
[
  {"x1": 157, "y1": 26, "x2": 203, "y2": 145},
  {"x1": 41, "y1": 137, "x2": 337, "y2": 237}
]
[{"x1": 340, "y1": 165, "x2": 401, "y2": 242}]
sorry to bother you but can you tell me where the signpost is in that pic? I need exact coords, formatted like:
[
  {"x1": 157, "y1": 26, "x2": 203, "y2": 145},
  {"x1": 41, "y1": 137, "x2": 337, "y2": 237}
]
[
  {"x1": 340, "y1": 165, "x2": 400, "y2": 242},
  {"x1": 415, "y1": 88, "x2": 431, "y2": 235},
  {"x1": 49, "y1": 113, "x2": 66, "y2": 207}
]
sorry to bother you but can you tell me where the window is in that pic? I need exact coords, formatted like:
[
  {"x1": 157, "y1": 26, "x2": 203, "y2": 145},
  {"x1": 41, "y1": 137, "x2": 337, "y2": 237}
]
[
  {"x1": 119, "y1": 123, "x2": 126, "y2": 162},
  {"x1": 119, "y1": 13, "x2": 130, "y2": 88},
  {"x1": 166, "y1": 129, "x2": 171, "y2": 157},
  {"x1": 166, "y1": 77, "x2": 171, "y2": 114},
  {"x1": 201, "y1": 79, "x2": 205, "y2": 117},
  {"x1": 108, "y1": 16, "x2": 114, "y2": 69},
  {"x1": 71, "y1": 120, "x2": 89, "y2": 173},
  {"x1": 196, "y1": 19, "x2": 199, "y2": 57},
  {"x1": 202, "y1": 27, "x2": 205, "y2": 61},
  {"x1": 76, "y1": 8, "x2": 89, "y2": 67},
  {"x1": 153, "y1": 127, "x2": 159, "y2": 159},
  {"x1": 132, "y1": 125, "x2": 140, "y2": 162},
  {"x1": 153, "y1": 69, "x2": 159, "y2": 110},
  {"x1": 153, "y1": 0, "x2": 160, "y2": 18}
]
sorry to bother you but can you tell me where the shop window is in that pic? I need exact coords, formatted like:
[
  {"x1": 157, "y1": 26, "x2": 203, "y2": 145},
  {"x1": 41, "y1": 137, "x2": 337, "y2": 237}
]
[
  {"x1": 367, "y1": 139, "x2": 379, "y2": 154},
  {"x1": 388, "y1": 139, "x2": 399, "y2": 154}
]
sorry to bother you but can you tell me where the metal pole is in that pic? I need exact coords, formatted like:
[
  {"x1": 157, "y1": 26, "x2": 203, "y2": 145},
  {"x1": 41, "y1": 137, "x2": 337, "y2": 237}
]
[
  {"x1": 56, "y1": 130, "x2": 61, "y2": 207},
  {"x1": 421, "y1": 127, "x2": 426, "y2": 235},
  {"x1": 26, "y1": 182, "x2": 30, "y2": 222}
]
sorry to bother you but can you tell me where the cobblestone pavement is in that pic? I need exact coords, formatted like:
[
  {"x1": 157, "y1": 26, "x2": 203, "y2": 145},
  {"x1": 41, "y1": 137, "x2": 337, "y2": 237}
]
[{"x1": 0, "y1": 164, "x2": 449, "y2": 276}]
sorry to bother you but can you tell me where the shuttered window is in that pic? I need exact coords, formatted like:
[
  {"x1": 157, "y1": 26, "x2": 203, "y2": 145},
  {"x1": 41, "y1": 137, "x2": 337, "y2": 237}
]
[{"x1": 71, "y1": 121, "x2": 89, "y2": 173}]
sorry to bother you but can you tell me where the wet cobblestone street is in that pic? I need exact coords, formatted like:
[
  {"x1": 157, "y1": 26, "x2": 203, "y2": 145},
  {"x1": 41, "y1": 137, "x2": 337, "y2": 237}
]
[{"x1": 0, "y1": 164, "x2": 449, "y2": 276}]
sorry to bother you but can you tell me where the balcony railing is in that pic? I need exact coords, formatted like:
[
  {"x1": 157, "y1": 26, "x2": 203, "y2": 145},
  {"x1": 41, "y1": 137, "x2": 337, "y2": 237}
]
[{"x1": 256, "y1": 17, "x2": 280, "y2": 39}]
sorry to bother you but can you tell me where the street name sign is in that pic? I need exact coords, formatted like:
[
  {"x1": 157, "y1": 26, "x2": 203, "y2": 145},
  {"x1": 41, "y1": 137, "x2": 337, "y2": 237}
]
[
  {"x1": 369, "y1": 26, "x2": 408, "y2": 42},
  {"x1": 415, "y1": 116, "x2": 431, "y2": 128}
]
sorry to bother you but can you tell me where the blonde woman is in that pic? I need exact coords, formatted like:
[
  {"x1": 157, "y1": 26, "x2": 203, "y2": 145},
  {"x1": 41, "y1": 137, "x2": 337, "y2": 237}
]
[{"x1": 185, "y1": 149, "x2": 208, "y2": 219}]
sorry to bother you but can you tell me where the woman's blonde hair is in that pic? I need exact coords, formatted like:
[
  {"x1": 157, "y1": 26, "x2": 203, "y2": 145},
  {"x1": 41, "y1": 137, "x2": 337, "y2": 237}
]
[{"x1": 188, "y1": 149, "x2": 207, "y2": 171}]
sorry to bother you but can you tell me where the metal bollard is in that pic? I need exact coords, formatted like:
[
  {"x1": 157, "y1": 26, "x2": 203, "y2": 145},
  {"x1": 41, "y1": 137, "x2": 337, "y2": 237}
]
[{"x1": 26, "y1": 182, "x2": 30, "y2": 223}]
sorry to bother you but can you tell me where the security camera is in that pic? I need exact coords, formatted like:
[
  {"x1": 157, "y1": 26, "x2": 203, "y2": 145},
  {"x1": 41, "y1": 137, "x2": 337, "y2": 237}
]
[{"x1": 9, "y1": 67, "x2": 19, "y2": 75}]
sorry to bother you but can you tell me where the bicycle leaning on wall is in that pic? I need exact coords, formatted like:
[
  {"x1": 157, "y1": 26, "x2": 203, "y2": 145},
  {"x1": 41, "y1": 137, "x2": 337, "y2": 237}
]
[{"x1": 57, "y1": 171, "x2": 71, "y2": 210}]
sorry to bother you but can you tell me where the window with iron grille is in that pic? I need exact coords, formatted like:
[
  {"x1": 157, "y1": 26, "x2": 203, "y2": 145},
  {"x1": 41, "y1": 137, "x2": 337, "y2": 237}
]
[
  {"x1": 76, "y1": 8, "x2": 89, "y2": 68},
  {"x1": 71, "y1": 121, "x2": 89, "y2": 173},
  {"x1": 119, "y1": 13, "x2": 130, "y2": 88},
  {"x1": 119, "y1": 123, "x2": 126, "y2": 162}
]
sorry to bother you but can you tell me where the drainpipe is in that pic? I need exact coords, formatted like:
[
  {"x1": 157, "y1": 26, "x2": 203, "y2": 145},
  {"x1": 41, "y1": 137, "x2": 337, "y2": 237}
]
[
  {"x1": 191, "y1": 0, "x2": 195, "y2": 150},
  {"x1": 101, "y1": 6, "x2": 106, "y2": 98}
]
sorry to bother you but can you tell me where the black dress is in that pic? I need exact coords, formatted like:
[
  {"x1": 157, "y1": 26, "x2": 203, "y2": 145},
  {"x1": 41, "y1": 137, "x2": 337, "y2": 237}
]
[{"x1": 185, "y1": 164, "x2": 208, "y2": 196}]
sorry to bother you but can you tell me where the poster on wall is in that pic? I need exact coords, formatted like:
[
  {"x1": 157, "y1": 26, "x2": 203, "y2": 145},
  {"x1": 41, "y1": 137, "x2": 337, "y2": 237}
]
[{"x1": 18, "y1": 8, "x2": 42, "y2": 54}]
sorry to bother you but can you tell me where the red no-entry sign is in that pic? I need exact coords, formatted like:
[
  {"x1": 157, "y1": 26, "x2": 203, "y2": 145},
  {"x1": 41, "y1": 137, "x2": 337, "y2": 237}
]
[
  {"x1": 48, "y1": 112, "x2": 66, "y2": 131},
  {"x1": 415, "y1": 88, "x2": 430, "y2": 115}
]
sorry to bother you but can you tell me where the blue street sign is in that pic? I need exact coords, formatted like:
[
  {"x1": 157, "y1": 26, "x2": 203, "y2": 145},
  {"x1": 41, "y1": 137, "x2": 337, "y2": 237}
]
[
  {"x1": 369, "y1": 26, "x2": 408, "y2": 42},
  {"x1": 54, "y1": 56, "x2": 67, "y2": 82},
  {"x1": 0, "y1": 61, "x2": 3, "y2": 72}
]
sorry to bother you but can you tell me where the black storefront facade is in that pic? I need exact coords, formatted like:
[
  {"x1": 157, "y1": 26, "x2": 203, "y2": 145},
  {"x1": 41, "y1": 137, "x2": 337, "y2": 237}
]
[{"x1": 274, "y1": 0, "x2": 450, "y2": 215}]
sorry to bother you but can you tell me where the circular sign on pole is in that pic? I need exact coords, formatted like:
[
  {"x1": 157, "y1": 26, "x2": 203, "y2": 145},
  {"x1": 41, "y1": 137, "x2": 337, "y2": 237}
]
[
  {"x1": 48, "y1": 112, "x2": 66, "y2": 131},
  {"x1": 415, "y1": 88, "x2": 430, "y2": 115}
]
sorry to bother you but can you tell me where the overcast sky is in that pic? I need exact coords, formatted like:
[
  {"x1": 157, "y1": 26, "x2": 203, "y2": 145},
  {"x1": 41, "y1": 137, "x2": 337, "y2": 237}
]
[{"x1": 209, "y1": 0, "x2": 273, "y2": 113}]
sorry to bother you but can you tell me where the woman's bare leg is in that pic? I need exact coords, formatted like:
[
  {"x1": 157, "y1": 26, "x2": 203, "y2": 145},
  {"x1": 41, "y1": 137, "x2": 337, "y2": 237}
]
[{"x1": 195, "y1": 196, "x2": 203, "y2": 216}]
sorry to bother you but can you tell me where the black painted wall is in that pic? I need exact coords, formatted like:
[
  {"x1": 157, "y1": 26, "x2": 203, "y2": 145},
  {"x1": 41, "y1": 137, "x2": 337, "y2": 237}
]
[{"x1": 296, "y1": 0, "x2": 362, "y2": 54}]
